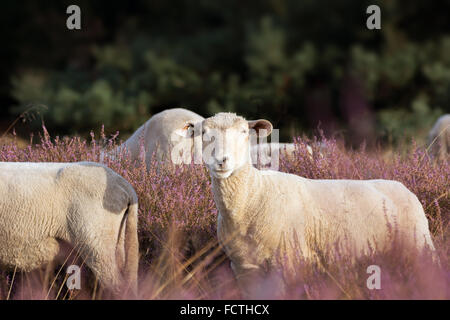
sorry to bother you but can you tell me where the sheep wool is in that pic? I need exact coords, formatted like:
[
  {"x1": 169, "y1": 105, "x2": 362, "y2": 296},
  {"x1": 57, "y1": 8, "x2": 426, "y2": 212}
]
[{"x1": 0, "y1": 161, "x2": 139, "y2": 294}]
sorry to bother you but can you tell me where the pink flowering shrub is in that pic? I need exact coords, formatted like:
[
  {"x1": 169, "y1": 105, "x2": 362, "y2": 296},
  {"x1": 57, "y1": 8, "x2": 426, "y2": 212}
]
[{"x1": 0, "y1": 128, "x2": 448, "y2": 299}]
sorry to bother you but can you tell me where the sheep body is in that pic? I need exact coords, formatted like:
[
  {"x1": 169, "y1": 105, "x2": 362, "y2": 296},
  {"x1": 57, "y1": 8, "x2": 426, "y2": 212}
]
[
  {"x1": 215, "y1": 167, "x2": 433, "y2": 269},
  {"x1": 0, "y1": 161, "x2": 139, "y2": 294}
]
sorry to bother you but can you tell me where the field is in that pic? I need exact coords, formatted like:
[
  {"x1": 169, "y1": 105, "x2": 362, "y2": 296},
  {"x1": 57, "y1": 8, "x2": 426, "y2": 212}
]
[{"x1": 0, "y1": 128, "x2": 448, "y2": 300}]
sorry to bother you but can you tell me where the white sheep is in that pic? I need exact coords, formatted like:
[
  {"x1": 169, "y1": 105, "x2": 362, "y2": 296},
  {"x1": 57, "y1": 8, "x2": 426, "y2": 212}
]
[
  {"x1": 0, "y1": 161, "x2": 139, "y2": 295},
  {"x1": 201, "y1": 112, "x2": 435, "y2": 297},
  {"x1": 108, "y1": 108, "x2": 204, "y2": 166},
  {"x1": 428, "y1": 114, "x2": 450, "y2": 160}
]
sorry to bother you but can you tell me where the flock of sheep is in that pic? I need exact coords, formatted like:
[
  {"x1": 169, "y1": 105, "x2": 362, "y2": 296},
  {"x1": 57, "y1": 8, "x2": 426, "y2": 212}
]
[{"x1": 0, "y1": 108, "x2": 448, "y2": 298}]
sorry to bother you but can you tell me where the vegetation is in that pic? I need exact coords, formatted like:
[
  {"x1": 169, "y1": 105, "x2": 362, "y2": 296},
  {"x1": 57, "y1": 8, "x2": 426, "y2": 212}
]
[
  {"x1": 0, "y1": 130, "x2": 447, "y2": 299},
  {"x1": 2, "y1": 1, "x2": 449, "y2": 145}
]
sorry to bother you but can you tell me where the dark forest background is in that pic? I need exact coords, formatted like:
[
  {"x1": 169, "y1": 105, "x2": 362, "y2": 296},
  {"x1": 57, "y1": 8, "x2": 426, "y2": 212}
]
[{"x1": 1, "y1": 0, "x2": 449, "y2": 146}]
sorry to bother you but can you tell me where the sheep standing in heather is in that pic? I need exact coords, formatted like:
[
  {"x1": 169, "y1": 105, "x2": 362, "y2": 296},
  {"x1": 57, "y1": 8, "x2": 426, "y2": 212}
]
[
  {"x1": 201, "y1": 112, "x2": 435, "y2": 297},
  {"x1": 109, "y1": 108, "x2": 205, "y2": 166},
  {"x1": 0, "y1": 161, "x2": 139, "y2": 295},
  {"x1": 428, "y1": 114, "x2": 450, "y2": 160}
]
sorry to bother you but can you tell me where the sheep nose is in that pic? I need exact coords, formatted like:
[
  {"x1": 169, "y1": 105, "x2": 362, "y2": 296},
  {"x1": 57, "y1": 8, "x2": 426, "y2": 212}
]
[{"x1": 218, "y1": 156, "x2": 229, "y2": 166}]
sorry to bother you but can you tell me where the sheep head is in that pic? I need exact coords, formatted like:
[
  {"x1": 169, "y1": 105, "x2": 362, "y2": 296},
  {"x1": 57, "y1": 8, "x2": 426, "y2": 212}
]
[{"x1": 201, "y1": 112, "x2": 272, "y2": 178}]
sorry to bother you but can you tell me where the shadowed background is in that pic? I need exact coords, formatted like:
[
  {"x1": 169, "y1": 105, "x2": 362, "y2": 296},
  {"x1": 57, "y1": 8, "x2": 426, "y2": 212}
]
[{"x1": 0, "y1": 0, "x2": 449, "y2": 146}]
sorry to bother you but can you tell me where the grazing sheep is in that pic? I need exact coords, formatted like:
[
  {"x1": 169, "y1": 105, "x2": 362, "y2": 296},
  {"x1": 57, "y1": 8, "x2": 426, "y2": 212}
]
[
  {"x1": 109, "y1": 108, "x2": 204, "y2": 166},
  {"x1": 428, "y1": 114, "x2": 450, "y2": 160},
  {"x1": 0, "y1": 161, "x2": 139, "y2": 295},
  {"x1": 201, "y1": 112, "x2": 435, "y2": 297}
]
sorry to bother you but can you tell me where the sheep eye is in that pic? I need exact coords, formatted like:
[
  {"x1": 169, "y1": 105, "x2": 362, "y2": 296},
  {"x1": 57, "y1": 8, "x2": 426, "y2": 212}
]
[
  {"x1": 181, "y1": 124, "x2": 195, "y2": 137},
  {"x1": 241, "y1": 129, "x2": 248, "y2": 134}
]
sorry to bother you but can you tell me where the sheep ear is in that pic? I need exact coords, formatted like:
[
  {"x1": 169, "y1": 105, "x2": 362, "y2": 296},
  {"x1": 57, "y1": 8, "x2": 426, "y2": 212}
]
[
  {"x1": 248, "y1": 119, "x2": 273, "y2": 137},
  {"x1": 174, "y1": 123, "x2": 194, "y2": 138}
]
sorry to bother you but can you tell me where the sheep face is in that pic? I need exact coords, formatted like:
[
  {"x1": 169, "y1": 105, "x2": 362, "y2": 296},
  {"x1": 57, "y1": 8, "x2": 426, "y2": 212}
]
[{"x1": 201, "y1": 113, "x2": 272, "y2": 179}]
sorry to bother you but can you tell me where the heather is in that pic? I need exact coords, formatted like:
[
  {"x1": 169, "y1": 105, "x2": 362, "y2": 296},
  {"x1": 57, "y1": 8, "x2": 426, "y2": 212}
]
[{"x1": 0, "y1": 129, "x2": 448, "y2": 299}]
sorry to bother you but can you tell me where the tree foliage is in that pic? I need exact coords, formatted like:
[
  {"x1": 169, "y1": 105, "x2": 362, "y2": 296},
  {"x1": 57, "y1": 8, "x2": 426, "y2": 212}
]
[{"x1": 3, "y1": 0, "x2": 450, "y2": 144}]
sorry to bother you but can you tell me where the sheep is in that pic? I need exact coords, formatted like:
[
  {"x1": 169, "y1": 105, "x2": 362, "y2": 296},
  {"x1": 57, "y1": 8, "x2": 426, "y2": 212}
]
[
  {"x1": 108, "y1": 108, "x2": 205, "y2": 166},
  {"x1": 200, "y1": 112, "x2": 435, "y2": 297},
  {"x1": 106, "y1": 107, "x2": 316, "y2": 168},
  {"x1": 0, "y1": 161, "x2": 139, "y2": 295},
  {"x1": 427, "y1": 114, "x2": 450, "y2": 160}
]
